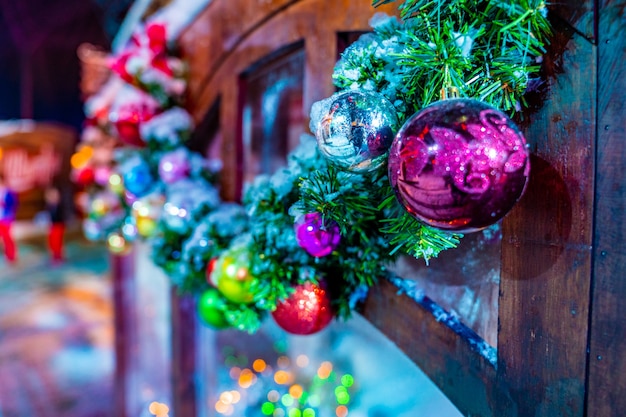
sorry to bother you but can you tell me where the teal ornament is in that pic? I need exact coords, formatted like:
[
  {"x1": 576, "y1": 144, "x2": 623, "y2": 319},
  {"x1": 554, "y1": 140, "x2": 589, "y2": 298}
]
[{"x1": 123, "y1": 159, "x2": 153, "y2": 197}]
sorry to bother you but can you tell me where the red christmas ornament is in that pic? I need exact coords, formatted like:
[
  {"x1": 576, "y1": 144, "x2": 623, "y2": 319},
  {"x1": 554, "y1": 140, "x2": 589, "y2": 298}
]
[
  {"x1": 145, "y1": 23, "x2": 167, "y2": 55},
  {"x1": 272, "y1": 281, "x2": 334, "y2": 335},
  {"x1": 205, "y1": 258, "x2": 218, "y2": 286},
  {"x1": 109, "y1": 52, "x2": 134, "y2": 84},
  {"x1": 74, "y1": 166, "x2": 95, "y2": 187},
  {"x1": 113, "y1": 101, "x2": 158, "y2": 147}
]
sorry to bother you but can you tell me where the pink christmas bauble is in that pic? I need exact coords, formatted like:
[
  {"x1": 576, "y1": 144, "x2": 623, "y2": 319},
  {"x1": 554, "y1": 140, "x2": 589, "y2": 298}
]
[
  {"x1": 388, "y1": 98, "x2": 530, "y2": 233},
  {"x1": 294, "y1": 212, "x2": 341, "y2": 257},
  {"x1": 272, "y1": 281, "x2": 334, "y2": 335},
  {"x1": 158, "y1": 149, "x2": 190, "y2": 184},
  {"x1": 94, "y1": 166, "x2": 113, "y2": 186}
]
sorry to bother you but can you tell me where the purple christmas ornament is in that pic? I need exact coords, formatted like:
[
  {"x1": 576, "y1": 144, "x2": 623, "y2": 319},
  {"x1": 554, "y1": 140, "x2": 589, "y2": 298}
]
[
  {"x1": 294, "y1": 212, "x2": 341, "y2": 257},
  {"x1": 388, "y1": 98, "x2": 530, "y2": 233},
  {"x1": 158, "y1": 149, "x2": 190, "y2": 184}
]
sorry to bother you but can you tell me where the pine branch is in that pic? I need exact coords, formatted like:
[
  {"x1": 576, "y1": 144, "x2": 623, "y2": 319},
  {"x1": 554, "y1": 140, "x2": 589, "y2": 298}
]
[
  {"x1": 225, "y1": 304, "x2": 265, "y2": 334},
  {"x1": 359, "y1": 0, "x2": 552, "y2": 118},
  {"x1": 381, "y1": 211, "x2": 463, "y2": 263}
]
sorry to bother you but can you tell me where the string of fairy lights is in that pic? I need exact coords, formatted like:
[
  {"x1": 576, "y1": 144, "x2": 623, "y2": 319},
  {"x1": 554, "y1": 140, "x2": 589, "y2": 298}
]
[{"x1": 214, "y1": 351, "x2": 356, "y2": 417}]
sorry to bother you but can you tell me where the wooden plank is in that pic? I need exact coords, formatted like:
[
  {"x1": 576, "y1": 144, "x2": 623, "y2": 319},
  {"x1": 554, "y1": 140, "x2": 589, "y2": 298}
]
[
  {"x1": 586, "y1": 1, "x2": 626, "y2": 416},
  {"x1": 170, "y1": 291, "x2": 198, "y2": 417},
  {"x1": 550, "y1": 0, "x2": 595, "y2": 42},
  {"x1": 218, "y1": 76, "x2": 241, "y2": 202},
  {"x1": 111, "y1": 250, "x2": 136, "y2": 417},
  {"x1": 497, "y1": 3, "x2": 596, "y2": 415},
  {"x1": 361, "y1": 278, "x2": 498, "y2": 417}
]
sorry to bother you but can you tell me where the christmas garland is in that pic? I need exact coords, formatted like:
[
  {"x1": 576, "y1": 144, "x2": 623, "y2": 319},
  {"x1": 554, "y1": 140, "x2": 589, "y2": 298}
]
[{"x1": 74, "y1": 0, "x2": 551, "y2": 335}]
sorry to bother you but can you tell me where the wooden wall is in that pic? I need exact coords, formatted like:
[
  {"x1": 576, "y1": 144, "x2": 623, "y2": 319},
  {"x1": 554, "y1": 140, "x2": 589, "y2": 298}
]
[{"x1": 587, "y1": 0, "x2": 626, "y2": 414}]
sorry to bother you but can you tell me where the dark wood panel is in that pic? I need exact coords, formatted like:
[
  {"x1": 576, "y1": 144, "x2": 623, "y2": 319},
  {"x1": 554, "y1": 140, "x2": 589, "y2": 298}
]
[
  {"x1": 550, "y1": 0, "x2": 595, "y2": 42},
  {"x1": 170, "y1": 292, "x2": 197, "y2": 417},
  {"x1": 218, "y1": 76, "x2": 241, "y2": 202},
  {"x1": 587, "y1": 1, "x2": 626, "y2": 415},
  {"x1": 361, "y1": 279, "x2": 498, "y2": 417},
  {"x1": 497, "y1": 4, "x2": 596, "y2": 415},
  {"x1": 392, "y1": 229, "x2": 501, "y2": 348},
  {"x1": 111, "y1": 251, "x2": 136, "y2": 417}
]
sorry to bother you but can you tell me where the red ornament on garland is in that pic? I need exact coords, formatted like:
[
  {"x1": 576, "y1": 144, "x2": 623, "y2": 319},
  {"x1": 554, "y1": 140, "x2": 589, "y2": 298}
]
[
  {"x1": 74, "y1": 166, "x2": 95, "y2": 187},
  {"x1": 113, "y1": 101, "x2": 158, "y2": 147},
  {"x1": 205, "y1": 258, "x2": 218, "y2": 286},
  {"x1": 272, "y1": 281, "x2": 334, "y2": 335},
  {"x1": 388, "y1": 98, "x2": 530, "y2": 233}
]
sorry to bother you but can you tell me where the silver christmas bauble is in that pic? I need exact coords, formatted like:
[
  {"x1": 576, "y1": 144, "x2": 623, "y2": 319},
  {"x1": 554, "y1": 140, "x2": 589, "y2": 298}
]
[{"x1": 313, "y1": 90, "x2": 398, "y2": 172}]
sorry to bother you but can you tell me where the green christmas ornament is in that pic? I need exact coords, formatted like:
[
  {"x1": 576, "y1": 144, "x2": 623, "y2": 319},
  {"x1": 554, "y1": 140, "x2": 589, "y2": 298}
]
[
  {"x1": 197, "y1": 288, "x2": 230, "y2": 329},
  {"x1": 211, "y1": 245, "x2": 256, "y2": 304}
]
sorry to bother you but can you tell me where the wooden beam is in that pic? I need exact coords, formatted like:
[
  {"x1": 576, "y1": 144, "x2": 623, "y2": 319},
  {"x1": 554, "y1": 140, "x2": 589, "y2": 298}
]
[
  {"x1": 586, "y1": 1, "x2": 626, "y2": 415},
  {"x1": 170, "y1": 291, "x2": 198, "y2": 417},
  {"x1": 497, "y1": 2, "x2": 596, "y2": 415},
  {"x1": 361, "y1": 278, "x2": 498, "y2": 417},
  {"x1": 111, "y1": 250, "x2": 136, "y2": 417}
]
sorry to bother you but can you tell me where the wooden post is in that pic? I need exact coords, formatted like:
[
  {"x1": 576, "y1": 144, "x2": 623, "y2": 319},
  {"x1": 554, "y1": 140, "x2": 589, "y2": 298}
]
[
  {"x1": 586, "y1": 0, "x2": 626, "y2": 415},
  {"x1": 498, "y1": 1, "x2": 596, "y2": 415},
  {"x1": 171, "y1": 290, "x2": 198, "y2": 417},
  {"x1": 111, "y1": 249, "x2": 137, "y2": 417}
]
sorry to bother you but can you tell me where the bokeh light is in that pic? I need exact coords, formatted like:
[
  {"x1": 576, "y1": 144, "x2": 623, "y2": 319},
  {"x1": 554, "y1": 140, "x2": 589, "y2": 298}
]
[
  {"x1": 223, "y1": 351, "x2": 356, "y2": 416},
  {"x1": 230, "y1": 391, "x2": 241, "y2": 403},
  {"x1": 261, "y1": 402, "x2": 275, "y2": 415},
  {"x1": 274, "y1": 370, "x2": 293, "y2": 385},
  {"x1": 340, "y1": 374, "x2": 354, "y2": 388},
  {"x1": 289, "y1": 384, "x2": 303, "y2": 399},
  {"x1": 148, "y1": 401, "x2": 170, "y2": 417},
  {"x1": 239, "y1": 368, "x2": 258, "y2": 388},
  {"x1": 335, "y1": 386, "x2": 350, "y2": 405},
  {"x1": 70, "y1": 146, "x2": 93, "y2": 169},
  {"x1": 296, "y1": 354, "x2": 309, "y2": 368},
  {"x1": 281, "y1": 393, "x2": 294, "y2": 407},
  {"x1": 268, "y1": 390, "x2": 281, "y2": 402},
  {"x1": 317, "y1": 361, "x2": 333, "y2": 379},
  {"x1": 335, "y1": 405, "x2": 348, "y2": 417},
  {"x1": 215, "y1": 400, "x2": 234, "y2": 415},
  {"x1": 219, "y1": 390, "x2": 241, "y2": 405},
  {"x1": 229, "y1": 366, "x2": 241, "y2": 379},
  {"x1": 253, "y1": 359, "x2": 267, "y2": 373},
  {"x1": 277, "y1": 355, "x2": 290, "y2": 368}
]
